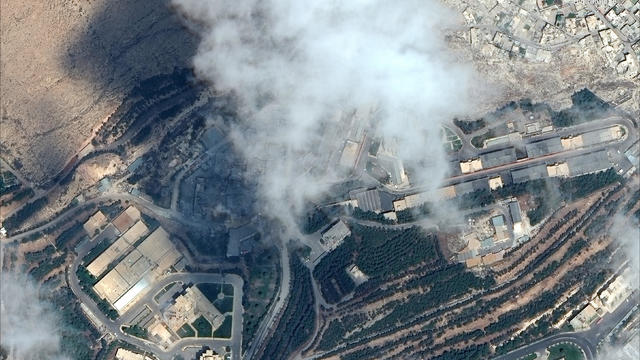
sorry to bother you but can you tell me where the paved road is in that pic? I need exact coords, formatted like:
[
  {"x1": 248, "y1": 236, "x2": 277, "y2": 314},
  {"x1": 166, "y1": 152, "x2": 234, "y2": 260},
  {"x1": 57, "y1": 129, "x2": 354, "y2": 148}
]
[
  {"x1": 69, "y1": 243, "x2": 245, "y2": 360},
  {"x1": 493, "y1": 293, "x2": 639, "y2": 360},
  {"x1": 243, "y1": 244, "x2": 291, "y2": 360}
]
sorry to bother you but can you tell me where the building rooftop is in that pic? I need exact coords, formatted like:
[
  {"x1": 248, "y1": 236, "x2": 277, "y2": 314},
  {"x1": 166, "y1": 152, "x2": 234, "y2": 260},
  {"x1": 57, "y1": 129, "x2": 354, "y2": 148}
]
[
  {"x1": 352, "y1": 189, "x2": 394, "y2": 213},
  {"x1": 509, "y1": 201, "x2": 522, "y2": 224},
  {"x1": 567, "y1": 150, "x2": 612, "y2": 176},
  {"x1": 526, "y1": 137, "x2": 563, "y2": 158},
  {"x1": 511, "y1": 164, "x2": 548, "y2": 183},
  {"x1": 479, "y1": 148, "x2": 517, "y2": 168}
]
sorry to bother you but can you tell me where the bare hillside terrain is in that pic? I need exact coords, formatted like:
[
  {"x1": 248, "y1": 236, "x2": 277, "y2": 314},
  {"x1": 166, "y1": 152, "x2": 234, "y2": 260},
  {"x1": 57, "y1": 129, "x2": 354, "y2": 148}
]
[{"x1": 0, "y1": 0, "x2": 197, "y2": 183}]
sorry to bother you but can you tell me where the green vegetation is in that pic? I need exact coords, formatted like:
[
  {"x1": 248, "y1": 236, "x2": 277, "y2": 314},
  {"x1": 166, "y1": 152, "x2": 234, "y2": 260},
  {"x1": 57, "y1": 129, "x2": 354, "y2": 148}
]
[
  {"x1": 350, "y1": 207, "x2": 393, "y2": 224},
  {"x1": 551, "y1": 89, "x2": 611, "y2": 128},
  {"x1": 55, "y1": 221, "x2": 84, "y2": 248},
  {"x1": 1, "y1": 187, "x2": 33, "y2": 206},
  {"x1": 453, "y1": 118, "x2": 486, "y2": 135},
  {"x1": 301, "y1": 207, "x2": 330, "y2": 233},
  {"x1": 262, "y1": 255, "x2": 315, "y2": 359},
  {"x1": 242, "y1": 247, "x2": 280, "y2": 350},
  {"x1": 442, "y1": 126, "x2": 463, "y2": 152},
  {"x1": 76, "y1": 265, "x2": 119, "y2": 320},
  {"x1": 83, "y1": 237, "x2": 116, "y2": 264},
  {"x1": 185, "y1": 229, "x2": 228, "y2": 257},
  {"x1": 214, "y1": 297, "x2": 234, "y2": 313},
  {"x1": 29, "y1": 255, "x2": 66, "y2": 281},
  {"x1": 192, "y1": 315, "x2": 213, "y2": 337},
  {"x1": 45, "y1": 287, "x2": 100, "y2": 360},
  {"x1": 24, "y1": 245, "x2": 55, "y2": 263},
  {"x1": 123, "y1": 325, "x2": 148, "y2": 339},
  {"x1": 99, "y1": 201, "x2": 123, "y2": 219},
  {"x1": 197, "y1": 282, "x2": 235, "y2": 313},
  {"x1": 520, "y1": 354, "x2": 537, "y2": 360},
  {"x1": 313, "y1": 225, "x2": 440, "y2": 303},
  {"x1": 547, "y1": 343, "x2": 584, "y2": 360},
  {"x1": 585, "y1": 214, "x2": 607, "y2": 237},
  {"x1": 2, "y1": 197, "x2": 48, "y2": 232},
  {"x1": 176, "y1": 323, "x2": 196, "y2": 338},
  {"x1": 0, "y1": 171, "x2": 19, "y2": 195},
  {"x1": 213, "y1": 315, "x2": 233, "y2": 338},
  {"x1": 471, "y1": 129, "x2": 495, "y2": 148}
]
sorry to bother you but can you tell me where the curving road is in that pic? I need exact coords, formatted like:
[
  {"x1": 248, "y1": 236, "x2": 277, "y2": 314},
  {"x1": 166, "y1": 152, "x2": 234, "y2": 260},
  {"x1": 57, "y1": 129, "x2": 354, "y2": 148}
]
[{"x1": 493, "y1": 293, "x2": 639, "y2": 360}]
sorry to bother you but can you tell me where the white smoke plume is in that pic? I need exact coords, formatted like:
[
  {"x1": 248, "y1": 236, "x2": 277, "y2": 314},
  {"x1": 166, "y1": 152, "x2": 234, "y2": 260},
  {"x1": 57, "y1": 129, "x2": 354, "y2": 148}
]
[
  {"x1": 609, "y1": 214, "x2": 640, "y2": 291},
  {"x1": 0, "y1": 272, "x2": 69, "y2": 360},
  {"x1": 173, "y1": 0, "x2": 488, "y2": 232}
]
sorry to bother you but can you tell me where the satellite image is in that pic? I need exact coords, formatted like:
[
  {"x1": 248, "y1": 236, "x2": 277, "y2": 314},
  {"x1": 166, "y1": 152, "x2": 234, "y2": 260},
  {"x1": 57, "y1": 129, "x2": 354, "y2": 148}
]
[{"x1": 0, "y1": 0, "x2": 639, "y2": 360}]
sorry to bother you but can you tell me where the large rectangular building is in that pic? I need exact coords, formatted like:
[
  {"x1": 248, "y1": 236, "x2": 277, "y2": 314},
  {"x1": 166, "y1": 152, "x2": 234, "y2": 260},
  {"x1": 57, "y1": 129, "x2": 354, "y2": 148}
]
[
  {"x1": 567, "y1": 150, "x2": 612, "y2": 176},
  {"x1": 479, "y1": 148, "x2": 517, "y2": 169},
  {"x1": 526, "y1": 137, "x2": 563, "y2": 158},
  {"x1": 511, "y1": 164, "x2": 548, "y2": 183}
]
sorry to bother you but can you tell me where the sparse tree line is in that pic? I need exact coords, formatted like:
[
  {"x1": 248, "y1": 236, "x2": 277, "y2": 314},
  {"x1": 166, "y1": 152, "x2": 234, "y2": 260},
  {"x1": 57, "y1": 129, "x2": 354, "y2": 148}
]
[{"x1": 260, "y1": 255, "x2": 315, "y2": 360}]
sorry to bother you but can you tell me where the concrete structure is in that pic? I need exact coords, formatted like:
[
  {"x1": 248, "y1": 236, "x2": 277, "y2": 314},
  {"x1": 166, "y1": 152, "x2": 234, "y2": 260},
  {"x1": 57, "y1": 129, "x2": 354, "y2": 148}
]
[
  {"x1": 509, "y1": 200, "x2": 523, "y2": 233},
  {"x1": 460, "y1": 158, "x2": 483, "y2": 173},
  {"x1": 93, "y1": 226, "x2": 183, "y2": 313},
  {"x1": 561, "y1": 135, "x2": 584, "y2": 150},
  {"x1": 352, "y1": 189, "x2": 394, "y2": 213},
  {"x1": 566, "y1": 150, "x2": 612, "y2": 176},
  {"x1": 339, "y1": 140, "x2": 360, "y2": 169},
  {"x1": 547, "y1": 162, "x2": 570, "y2": 177},
  {"x1": 83, "y1": 210, "x2": 108, "y2": 238},
  {"x1": 488, "y1": 176, "x2": 504, "y2": 190},
  {"x1": 200, "y1": 349, "x2": 224, "y2": 360},
  {"x1": 526, "y1": 137, "x2": 563, "y2": 157},
  {"x1": 511, "y1": 164, "x2": 548, "y2": 183},
  {"x1": 115, "y1": 348, "x2": 153, "y2": 360},
  {"x1": 113, "y1": 206, "x2": 142, "y2": 233},
  {"x1": 570, "y1": 304, "x2": 601, "y2": 330},
  {"x1": 599, "y1": 268, "x2": 634, "y2": 313},
  {"x1": 121, "y1": 220, "x2": 149, "y2": 244},
  {"x1": 227, "y1": 225, "x2": 257, "y2": 258},
  {"x1": 346, "y1": 264, "x2": 369, "y2": 285},
  {"x1": 164, "y1": 286, "x2": 224, "y2": 333},
  {"x1": 479, "y1": 148, "x2": 517, "y2": 168},
  {"x1": 321, "y1": 220, "x2": 351, "y2": 251}
]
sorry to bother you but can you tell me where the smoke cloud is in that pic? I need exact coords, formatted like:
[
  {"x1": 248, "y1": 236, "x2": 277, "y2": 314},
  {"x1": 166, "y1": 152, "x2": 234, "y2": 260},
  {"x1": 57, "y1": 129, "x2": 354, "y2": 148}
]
[
  {"x1": 609, "y1": 214, "x2": 640, "y2": 291},
  {"x1": 173, "y1": 0, "x2": 487, "y2": 231},
  {"x1": 0, "y1": 272, "x2": 69, "y2": 360}
]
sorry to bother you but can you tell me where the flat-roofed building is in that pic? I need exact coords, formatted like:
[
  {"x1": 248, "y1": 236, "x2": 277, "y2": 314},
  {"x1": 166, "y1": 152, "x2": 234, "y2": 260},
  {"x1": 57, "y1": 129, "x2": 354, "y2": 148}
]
[
  {"x1": 481, "y1": 250, "x2": 504, "y2": 265},
  {"x1": 547, "y1": 162, "x2": 570, "y2": 177},
  {"x1": 114, "y1": 250, "x2": 152, "y2": 286},
  {"x1": 567, "y1": 150, "x2": 612, "y2": 176},
  {"x1": 440, "y1": 185, "x2": 457, "y2": 199},
  {"x1": 115, "y1": 348, "x2": 153, "y2": 360},
  {"x1": 581, "y1": 126, "x2": 623, "y2": 146},
  {"x1": 570, "y1": 304, "x2": 600, "y2": 330},
  {"x1": 121, "y1": 220, "x2": 149, "y2": 244},
  {"x1": 321, "y1": 220, "x2": 351, "y2": 251},
  {"x1": 460, "y1": 158, "x2": 483, "y2": 174},
  {"x1": 339, "y1": 140, "x2": 360, "y2": 169},
  {"x1": 200, "y1": 349, "x2": 224, "y2": 360},
  {"x1": 164, "y1": 286, "x2": 224, "y2": 332},
  {"x1": 454, "y1": 179, "x2": 489, "y2": 196},
  {"x1": 92, "y1": 226, "x2": 182, "y2": 313},
  {"x1": 113, "y1": 206, "x2": 142, "y2": 233},
  {"x1": 137, "y1": 227, "x2": 182, "y2": 274},
  {"x1": 599, "y1": 268, "x2": 634, "y2": 313},
  {"x1": 87, "y1": 235, "x2": 135, "y2": 277},
  {"x1": 94, "y1": 270, "x2": 130, "y2": 304},
  {"x1": 351, "y1": 189, "x2": 394, "y2": 213},
  {"x1": 561, "y1": 135, "x2": 584, "y2": 150},
  {"x1": 84, "y1": 211, "x2": 108, "y2": 238},
  {"x1": 509, "y1": 200, "x2": 523, "y2": 233},
  {"x1": 479, "y1": 148, "x2": 517, "y2": 168},
  {"x1": 465, "y1": 257, "x2": 482, "y2": 268},
  {"x1": 488, "y1": 176, "x2": 503, "y2": 190},
  {"x1": 511, "y1": 164, "x2": 548, "y2": 183},
  {"x1": 526, "y1": 137, "x2": 563, "y2": 157}
]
